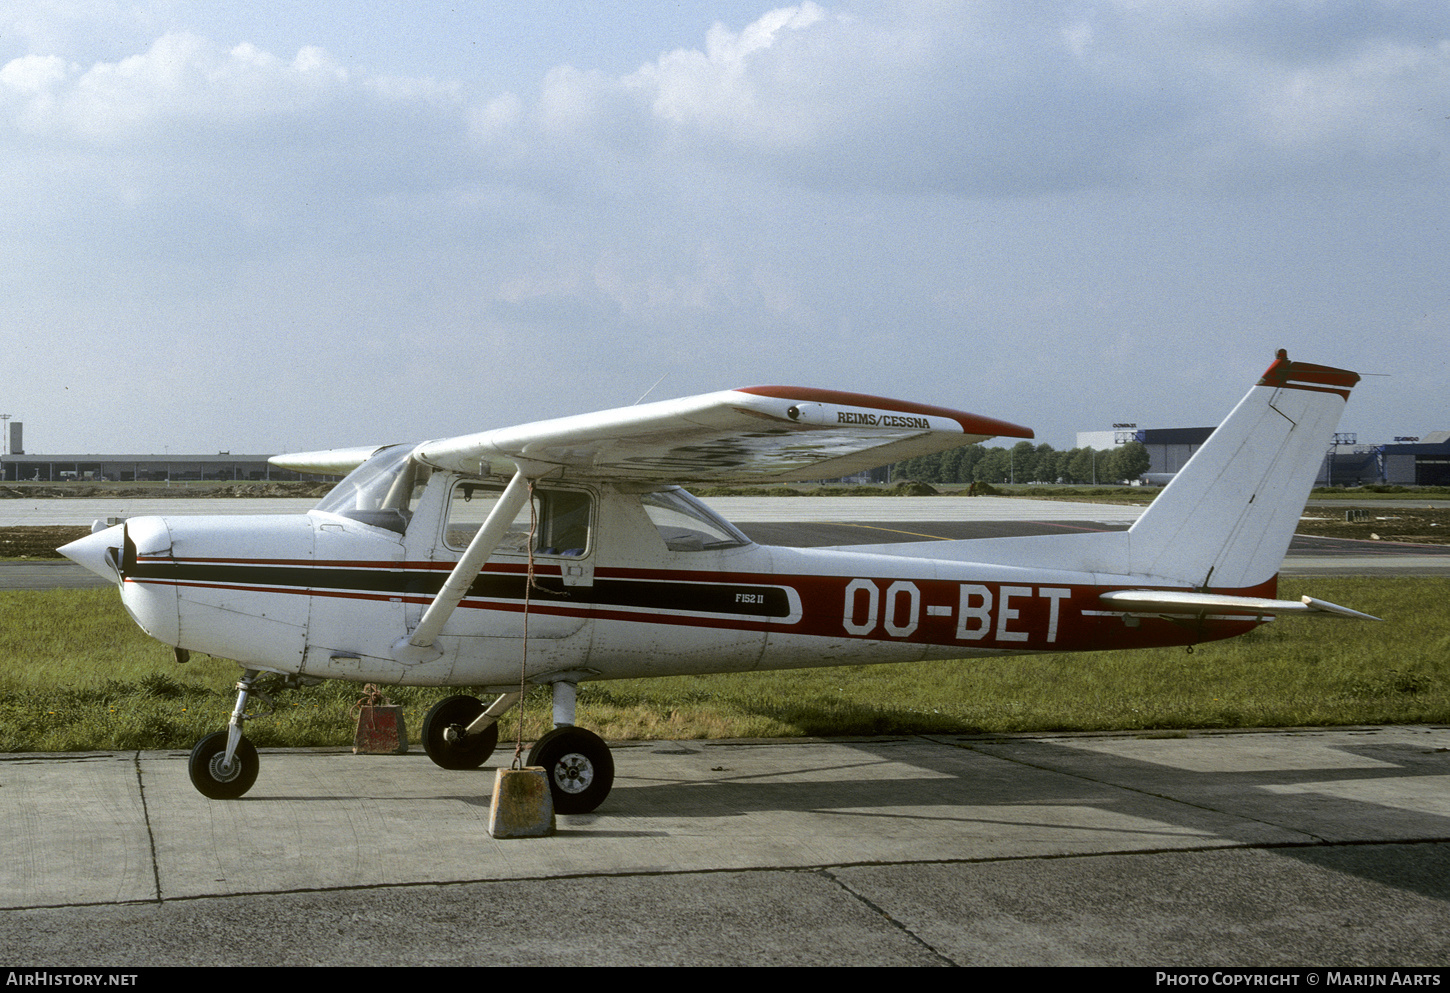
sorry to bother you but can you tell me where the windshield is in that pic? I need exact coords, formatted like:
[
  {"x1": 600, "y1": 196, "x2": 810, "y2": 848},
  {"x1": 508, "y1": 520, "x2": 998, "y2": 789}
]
[{"x1": 313, "y1": 444, "x2": 429, "y2": 534}]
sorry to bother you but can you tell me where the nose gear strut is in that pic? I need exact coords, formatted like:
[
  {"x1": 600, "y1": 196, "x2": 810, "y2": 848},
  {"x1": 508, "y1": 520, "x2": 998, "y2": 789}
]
[{"x1": 186, "y1": 669, "x2": 281, "y2": 799}]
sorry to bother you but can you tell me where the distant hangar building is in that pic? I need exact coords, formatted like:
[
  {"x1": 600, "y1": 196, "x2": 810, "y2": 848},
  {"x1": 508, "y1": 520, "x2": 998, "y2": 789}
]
[
  {"x1": 1078, "y1": 423, "x2": 1450, "y2": 487},
  {"x1": 1136, "y1": 427, "x2": 1216, "y2": 476},
  {"x1": 0, "y1": 420, "x2": 342, "y2": 482},
  {"x1": 1381, "y1": 432, "x2": 1450, "y2": 486},
  {"x1": 1077, "y1": 426, "x2": 1216, "y2": 475},
  {"x1": 1, "y1": 452, "x2": 332, "y2": 483},
  {"x1": 1311, "y1": 432, "x2": 1450, "y2": 487}
]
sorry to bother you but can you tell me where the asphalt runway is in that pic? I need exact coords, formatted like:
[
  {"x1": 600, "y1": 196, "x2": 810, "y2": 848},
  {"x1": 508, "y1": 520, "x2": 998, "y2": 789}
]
[{"x1": 3, "y1": 728, "x2": 1449, "y2": 966}]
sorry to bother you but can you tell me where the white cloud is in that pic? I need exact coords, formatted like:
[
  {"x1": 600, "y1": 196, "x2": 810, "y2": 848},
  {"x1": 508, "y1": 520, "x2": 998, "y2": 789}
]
[
  {"x1": 11, "y1": 5, "x2": 1440, "y2": 204},
  {"x1": 2, "y1": 4, "x2": 1446, "y2": 453},
  {"x1": 0, "y1": 32, "x2": 359, "y2": 143},
  {"x1": 0, "y1": 53, "x2": 74, "y2": 93},
  {"x1": 638, "y1": 2, "x2": 828, "y2": 134},
  {"x1": 589, "y1": 3, "x2": 1450, "y2": 196}
]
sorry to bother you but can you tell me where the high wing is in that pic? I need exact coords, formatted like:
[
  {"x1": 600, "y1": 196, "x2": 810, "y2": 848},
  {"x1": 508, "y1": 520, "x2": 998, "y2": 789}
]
[{"x1": 400, "y1": 386, "x2": 1033, "y2": 483}]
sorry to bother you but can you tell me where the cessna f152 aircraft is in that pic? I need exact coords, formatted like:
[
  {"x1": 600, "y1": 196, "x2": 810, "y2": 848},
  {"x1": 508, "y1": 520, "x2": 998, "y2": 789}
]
[{"x1": 61, "y1": 350, "x2": 1376, "y2": 812}]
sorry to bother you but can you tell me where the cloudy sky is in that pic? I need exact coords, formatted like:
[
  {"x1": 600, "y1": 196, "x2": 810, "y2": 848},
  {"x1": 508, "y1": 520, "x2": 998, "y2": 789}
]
[{"x1": 3, "y1": 2, "x2": 1446, "y2": 457}]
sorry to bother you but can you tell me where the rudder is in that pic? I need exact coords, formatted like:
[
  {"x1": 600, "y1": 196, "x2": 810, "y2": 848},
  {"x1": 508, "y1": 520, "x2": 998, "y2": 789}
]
[{"x1": 1126, "y1": 351, "x2": 1360, "y2": 590}]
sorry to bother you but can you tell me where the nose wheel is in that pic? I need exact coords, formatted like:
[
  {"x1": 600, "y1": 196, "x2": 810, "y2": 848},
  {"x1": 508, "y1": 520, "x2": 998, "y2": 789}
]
[
  {"x1": 527, "y1": 726, "x2": 614, "y2": 814},
  {"x1": 188, "y1": 731, "x2": 259, "y2": 799},
  {"x1": 186, "y1": 668, "x2": 273, "y2": 799}
]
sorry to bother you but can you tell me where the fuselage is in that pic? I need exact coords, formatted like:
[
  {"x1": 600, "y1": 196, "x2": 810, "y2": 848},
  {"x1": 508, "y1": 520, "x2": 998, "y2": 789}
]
[{"x1": 68, "y1": 468, "x2": 1264, "y2": 690}]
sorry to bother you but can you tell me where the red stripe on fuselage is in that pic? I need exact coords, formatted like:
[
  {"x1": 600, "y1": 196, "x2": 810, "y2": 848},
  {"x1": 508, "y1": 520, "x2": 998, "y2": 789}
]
[{"x1": 134, "y1": 555, "x2": 1272, "y2": 653}]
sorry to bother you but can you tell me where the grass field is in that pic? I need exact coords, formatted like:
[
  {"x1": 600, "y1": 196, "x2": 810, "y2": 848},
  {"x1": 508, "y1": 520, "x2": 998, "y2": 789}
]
[{"x1": 1, "y1": 577, "x2": 1445, "y2": 754}]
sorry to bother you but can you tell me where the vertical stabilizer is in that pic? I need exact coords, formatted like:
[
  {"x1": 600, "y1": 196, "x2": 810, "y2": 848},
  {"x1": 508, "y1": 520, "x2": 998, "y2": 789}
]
[{"x1": 1126, "y1": 351, "x2": 1360, "y2": 589}]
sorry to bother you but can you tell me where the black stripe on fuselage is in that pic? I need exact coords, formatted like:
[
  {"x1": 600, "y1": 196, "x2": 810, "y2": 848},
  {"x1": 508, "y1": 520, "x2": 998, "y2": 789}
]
[{"x1": 128, "y1": 558, "x2": 795, "y2": 620}]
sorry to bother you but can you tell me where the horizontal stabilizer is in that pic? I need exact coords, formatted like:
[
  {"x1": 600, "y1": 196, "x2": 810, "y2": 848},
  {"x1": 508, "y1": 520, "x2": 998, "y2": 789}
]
[
  {"x1": 1299, "y1": 595, "x2": 1383, "y2": 621},
  {"x1": 1099, "y1": 590, "x2": 1381, "y2": 621}
]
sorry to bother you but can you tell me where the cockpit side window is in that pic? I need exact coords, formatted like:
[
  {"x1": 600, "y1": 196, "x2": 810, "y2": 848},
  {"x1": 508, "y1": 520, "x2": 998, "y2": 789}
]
[
  {"x1": 444, "y1": 481, "x2": 591, "y2": 556},
  {"x1": 640, "y1": 487, "x2": 750, "y2": 551},
  {"x1": 313, "y1": 445, "x2": 431, "y2": 535}
]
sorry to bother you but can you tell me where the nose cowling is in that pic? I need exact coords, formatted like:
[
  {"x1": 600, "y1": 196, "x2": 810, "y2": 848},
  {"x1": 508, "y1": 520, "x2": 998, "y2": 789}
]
[{"x1": 59, "y1": 517, "x2": 184, "y2": 647}]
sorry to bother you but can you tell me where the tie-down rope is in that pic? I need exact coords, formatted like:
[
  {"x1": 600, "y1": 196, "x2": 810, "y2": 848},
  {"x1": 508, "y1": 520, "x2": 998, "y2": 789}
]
[{"x1": 512, "y1": 479, "x2": 541, "y2": 770}]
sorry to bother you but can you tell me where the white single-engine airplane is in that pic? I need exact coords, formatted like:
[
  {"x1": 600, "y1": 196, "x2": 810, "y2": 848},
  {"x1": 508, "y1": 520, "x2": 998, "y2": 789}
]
[{"x1": 61, "y1": 351, "x2": 1377, "y2": 811}]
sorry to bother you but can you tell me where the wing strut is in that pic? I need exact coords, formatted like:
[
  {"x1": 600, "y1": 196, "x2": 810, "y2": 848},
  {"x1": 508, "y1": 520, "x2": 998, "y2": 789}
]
[{"x1": 393, "y1": 469, "x2": 532, "y2": 664}]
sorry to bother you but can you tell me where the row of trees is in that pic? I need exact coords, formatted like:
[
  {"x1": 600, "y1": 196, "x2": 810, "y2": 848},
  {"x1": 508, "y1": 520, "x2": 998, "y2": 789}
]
[{"x1": 894, "y1": 440, "x2": 1153, "y2": 486}]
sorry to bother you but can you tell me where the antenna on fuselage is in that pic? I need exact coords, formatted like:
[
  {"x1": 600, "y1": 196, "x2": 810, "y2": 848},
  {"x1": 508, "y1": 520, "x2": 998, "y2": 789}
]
[{"x1": 633, "y1": 373, "x2": 668, "y2": 405}]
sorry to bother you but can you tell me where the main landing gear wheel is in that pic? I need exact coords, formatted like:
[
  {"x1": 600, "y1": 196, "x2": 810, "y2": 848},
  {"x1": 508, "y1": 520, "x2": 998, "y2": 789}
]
[
  {"x1": 422, "y1": 695, "x2": 499, "y2": 770},
  {"x1": 528, "y1": 726, "x2": 614, "y2": 814},
  {"x1": 188, "y1": 731, "x2": 259, "y2": 800}
]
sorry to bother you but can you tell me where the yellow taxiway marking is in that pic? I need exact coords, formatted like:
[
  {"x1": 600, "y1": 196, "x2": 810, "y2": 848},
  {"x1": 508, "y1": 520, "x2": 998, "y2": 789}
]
[{"x1": 823, "y1": 522, "x2": 953, "y2": 541}]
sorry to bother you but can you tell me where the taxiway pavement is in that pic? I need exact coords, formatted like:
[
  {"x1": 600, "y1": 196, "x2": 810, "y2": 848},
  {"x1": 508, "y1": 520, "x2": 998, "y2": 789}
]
[{"x1": 3, "y1": 728, "x2": 1449, "y2": 966}]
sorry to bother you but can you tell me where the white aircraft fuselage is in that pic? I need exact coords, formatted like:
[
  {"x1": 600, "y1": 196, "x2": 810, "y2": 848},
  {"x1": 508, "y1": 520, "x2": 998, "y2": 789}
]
[{"x1": 93, "y1": 482, "x2": 1262, "y2": 693}]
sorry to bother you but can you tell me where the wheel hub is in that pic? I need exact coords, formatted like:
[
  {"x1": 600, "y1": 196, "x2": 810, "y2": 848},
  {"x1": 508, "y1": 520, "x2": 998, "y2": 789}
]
[
  {"x1": 552, "y1": 753, "x2": 594, "y2": 794},
  {"x1": 208, "y1": 752, "x2": 241, "y2": 782}
]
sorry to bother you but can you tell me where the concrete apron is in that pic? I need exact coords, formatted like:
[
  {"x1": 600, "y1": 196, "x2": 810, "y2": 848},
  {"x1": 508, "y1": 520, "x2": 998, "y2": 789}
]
[{"x1": 3, "y1": 726, "x2": 1449, "y2": 907}]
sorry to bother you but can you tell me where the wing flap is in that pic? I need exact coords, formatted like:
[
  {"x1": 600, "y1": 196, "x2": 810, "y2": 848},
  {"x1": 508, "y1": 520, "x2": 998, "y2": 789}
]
[{"x1": 416, "y1": 387, "x2": 1032, "y2": 483}]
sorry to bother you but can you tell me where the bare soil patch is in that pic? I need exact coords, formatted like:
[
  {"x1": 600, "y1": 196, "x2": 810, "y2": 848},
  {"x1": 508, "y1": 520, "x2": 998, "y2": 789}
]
[
  {"x1": 1294, "y1": 507, "x2": 1450, "y2": 545},
  {"x1": 1, "y1": 526, "x2": 95, "y2": 558}
]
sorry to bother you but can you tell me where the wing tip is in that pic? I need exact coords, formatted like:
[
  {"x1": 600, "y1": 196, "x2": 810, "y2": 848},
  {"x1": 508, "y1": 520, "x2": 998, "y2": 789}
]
[{"x1": 268, "y1": 445, "x2": 390, "y2": 476}]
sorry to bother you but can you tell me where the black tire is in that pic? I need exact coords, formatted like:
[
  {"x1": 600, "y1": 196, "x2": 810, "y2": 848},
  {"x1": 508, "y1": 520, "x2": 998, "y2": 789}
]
[
  {"x1": 527, "y1": 726, "x2": 614, "y2": 814},
  {"x1": 422, "y1": 695, "x2": 498, "y2": 770},
  {"x1": 188, "y1": 730, "x2": 259, "y2": 800}
]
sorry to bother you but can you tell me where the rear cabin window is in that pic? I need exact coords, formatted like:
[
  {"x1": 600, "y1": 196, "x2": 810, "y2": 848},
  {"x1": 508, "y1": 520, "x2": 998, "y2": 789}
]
[{"x1": 444, "y1": 481, "x2": 591, "y2": 556}]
